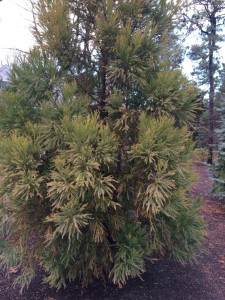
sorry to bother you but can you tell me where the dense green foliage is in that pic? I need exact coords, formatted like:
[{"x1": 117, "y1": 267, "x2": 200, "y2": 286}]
[
  {"x1": 213, "y1": 73, "x2": 225, "y2": 198},
  {"x1": 0, "y1": 0, "x2": 204, "y2": 291}
]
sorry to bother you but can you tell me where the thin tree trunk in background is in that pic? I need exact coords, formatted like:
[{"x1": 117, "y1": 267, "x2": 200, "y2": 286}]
[{"x1": 207, "y1": 13, "x2": 216, "y2": 165}]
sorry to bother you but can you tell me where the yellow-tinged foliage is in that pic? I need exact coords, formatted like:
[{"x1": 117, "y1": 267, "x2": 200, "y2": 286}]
[
  {"x1": 130, "y1": 114, "x2": 194, "y2": 220},
  {"x1": 0, "y1": 0, "x2": 204, "y2": 292},
  {"x1": 46, "y1": 203, "x2": 92, "y2": 240},
  {"x1": 0, "y1": 106, "x2": 204, "y2": 292},
  {"x1": 147, "y1": 70, "x2": 201, "y2": 127},
  {"x1": 33, "y1": 0, "x2": 73, "y2": 56}
]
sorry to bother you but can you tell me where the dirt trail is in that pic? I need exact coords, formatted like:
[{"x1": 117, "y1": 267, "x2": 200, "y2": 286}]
[{"x1": 0, "y1": 162, "x2": 225, "y2": 300}]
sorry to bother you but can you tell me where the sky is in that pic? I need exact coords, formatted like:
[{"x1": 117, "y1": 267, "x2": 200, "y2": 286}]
[{"x1": 0, "y1": 0, "x2": 35, "y2": 64}]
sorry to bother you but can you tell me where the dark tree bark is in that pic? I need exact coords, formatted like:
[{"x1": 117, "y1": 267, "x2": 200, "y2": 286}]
[{"x1": 207, "y1": 12, "x2": 216, "y2": 164}]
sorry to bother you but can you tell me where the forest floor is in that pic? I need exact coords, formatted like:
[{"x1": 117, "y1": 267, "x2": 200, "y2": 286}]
[{"x1": 0, "y1": 162, "x2": 225, "y2": 300}]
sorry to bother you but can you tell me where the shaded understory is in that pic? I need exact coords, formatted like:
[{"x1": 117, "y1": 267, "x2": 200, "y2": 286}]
[{"x1": 0, "y1": 162, "x2": 225, "y2": 300}]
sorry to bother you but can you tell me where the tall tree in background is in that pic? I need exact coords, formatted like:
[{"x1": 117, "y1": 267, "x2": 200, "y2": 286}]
[
  {"x1": 184, "y1": 0, "x2": 225, "y2": 164},
  {"x1": 0, "y1": 0, "x2": 204, "y2": 291},
  {"x1": 213, "y1": 65, "x2": 225, "y2": 197}
]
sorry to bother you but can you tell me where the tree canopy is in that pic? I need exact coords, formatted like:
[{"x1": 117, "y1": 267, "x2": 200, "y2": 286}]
[{"x1": 0, "y1": 0, "x2": 204, "y2": 291}]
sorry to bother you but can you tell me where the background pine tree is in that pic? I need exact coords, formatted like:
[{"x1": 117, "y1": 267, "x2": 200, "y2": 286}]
[
  {"x1": 0, "y1": 0, "x2": 205, "y2": 291},
  {"x1": 213, "y1": 71, "x2": 225, "y2": 198},
  {"x1": 183, "y1": 0, "x2": 225, "y2": 164}
]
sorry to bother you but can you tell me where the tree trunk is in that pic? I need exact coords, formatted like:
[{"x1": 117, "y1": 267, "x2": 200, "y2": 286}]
[{"x1": 207, "y1": 14, "x2": 216, "y2": 165}]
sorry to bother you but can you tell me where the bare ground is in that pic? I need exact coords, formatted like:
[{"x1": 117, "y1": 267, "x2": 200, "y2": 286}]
[{"x1": 0, "y1": 162, "x2": 225, "y2": 300}]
